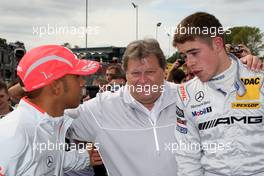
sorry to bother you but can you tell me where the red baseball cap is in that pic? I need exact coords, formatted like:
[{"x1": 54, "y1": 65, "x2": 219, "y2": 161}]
[{"x1": 17, "y1": 45, "x2": 100, "y2": 92}]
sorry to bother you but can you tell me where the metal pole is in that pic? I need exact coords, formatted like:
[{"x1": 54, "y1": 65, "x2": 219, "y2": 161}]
[
  {"x1": 132, "y1": 2, "x2": 138, "y2": 40},
  {"x1": 167, "y1": 33, "x2": 171, "y2": 56},
  {"x1": 136, "y1": 6, "x2": 138, "y2": 40},
  {"x1": 85, "y1": 0, "x2": 88, "y2": 49},
  {"x1": 156, "y1": 22, "x2": 162, "y2": 40},
  {"x1": 156, "y1": 26, "x2": 158, "y2": 39}
]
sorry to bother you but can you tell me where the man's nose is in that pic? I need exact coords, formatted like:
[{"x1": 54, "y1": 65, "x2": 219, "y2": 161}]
[
  {"x1": 138, "y1": 73, "x2": 147, "y2": 84},
  {"x1": 185, "y1": 56, "x2": 196, "y2": 68}
]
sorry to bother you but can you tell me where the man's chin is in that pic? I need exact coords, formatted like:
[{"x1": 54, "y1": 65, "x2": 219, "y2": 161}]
[
  {"x1": 197, "y1": 74, "x2": 210, "y2": 82},
  {"x1": 67, "y1": 102, "x2": 81, "y2": 109}
]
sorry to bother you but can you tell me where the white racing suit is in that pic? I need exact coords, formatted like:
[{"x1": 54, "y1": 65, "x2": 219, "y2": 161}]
[
  {"x1": 0, "y1": 98, "x2": 89, "y2": 176},
  {"x1": 174, "y1": 55, "x2": 264, "y2": 176}
]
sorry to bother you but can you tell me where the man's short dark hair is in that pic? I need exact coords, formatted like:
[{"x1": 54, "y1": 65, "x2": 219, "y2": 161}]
[
  {"x1": 111, "y1": 73, "x2": 126, "y2": 82},
  {"x1": 0, "y1": 80, "x2": 8, "y2": 94},
  {"x1": 122, "y1": 38, "x2": 166, "y2": 71},
  {"x1": 106, "y1": 65, "x2": 124, "y2": 75},
  {"x1": 18, "y1": 78, "x2": 43, "y2": 99},
  {"x1": 173, "y1": 12, "x2": 225, "y2": 47}
]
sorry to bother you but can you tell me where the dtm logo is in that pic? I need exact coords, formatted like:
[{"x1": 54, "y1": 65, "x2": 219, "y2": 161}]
[{"x1": 192, "y1": 107, "x2": 212, "y2": 117}]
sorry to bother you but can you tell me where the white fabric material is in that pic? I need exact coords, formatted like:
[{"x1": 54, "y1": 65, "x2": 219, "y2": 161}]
[{"x1": 0, "y1": 98, "x2": 89, "y2": 176}]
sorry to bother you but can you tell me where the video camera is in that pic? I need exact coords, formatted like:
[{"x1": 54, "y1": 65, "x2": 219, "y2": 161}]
[
  {"x1": 0, "y1": 41, "x2": 26, "y2": 82},
  {"x1": 229, "y1": 45, "x2": 243, "y2": 58}
]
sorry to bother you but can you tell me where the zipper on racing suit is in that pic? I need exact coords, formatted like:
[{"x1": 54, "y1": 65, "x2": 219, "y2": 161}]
[{"x1": 148, "y1": 118, "x2": 160, "y2": 153}]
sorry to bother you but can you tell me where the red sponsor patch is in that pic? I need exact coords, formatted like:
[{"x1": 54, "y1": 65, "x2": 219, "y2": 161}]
[
  {"x1": 179, "y1": 84, "x2": 187, "y2": 101},
  {"x1": 177, "y1": 118, "x2": 187, "y2": 125}
]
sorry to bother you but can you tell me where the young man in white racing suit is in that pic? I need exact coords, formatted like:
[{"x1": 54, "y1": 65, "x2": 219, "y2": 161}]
[{"x1": 173, "y1": 12, "x2": 264, "y2": 176}]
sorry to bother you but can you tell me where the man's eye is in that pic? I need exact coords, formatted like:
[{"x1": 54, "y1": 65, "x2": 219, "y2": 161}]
[
  {"x1": 190, "y1": 51, "x2": 199, "y2": 56},
  {"x1": 131, "y1": 72, "x2": 140, "y2": 76},
  {"x1": 146, "y1": 71, "x2": 155, "y2": 74}
]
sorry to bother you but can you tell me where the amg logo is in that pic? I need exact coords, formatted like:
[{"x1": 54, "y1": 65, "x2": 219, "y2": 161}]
[
  {"x1": 198, "y1": 116, "x2": 262, "y2": 130},
  {"x1": 241, "y1": 77, "x2": 260, "y2": 85},
  {"x1": 192, "y1": 107, "x2": 212, "y2": 117}
]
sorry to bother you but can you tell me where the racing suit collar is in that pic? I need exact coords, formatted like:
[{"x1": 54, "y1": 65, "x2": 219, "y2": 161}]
[
  {"x1": 22, "y1": 97, "x2": 45, "y2": 114},
  {"x1": 19, "y1": 97, "x2": 65, "y2": 122},
  {"x1": 207, "y1": 54, "x2": 246, "y2": 96}
]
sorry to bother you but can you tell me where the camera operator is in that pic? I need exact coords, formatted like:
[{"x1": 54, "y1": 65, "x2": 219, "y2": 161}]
[
  {"x1": 107, "y1": 73, "x2": 126, "y2": 92},
  {"x1": 172, "y1": 58, "x2": 185, "y2": 69},
  {"x1": 226, "y1": 43, "x2": 252, "y2": 58}
]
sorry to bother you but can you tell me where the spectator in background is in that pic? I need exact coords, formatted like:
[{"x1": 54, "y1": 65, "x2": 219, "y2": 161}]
[
  {"x1": 167, "y1": 68, "x2": 186, "y2": 84},
  {"x1": 0, "y1": 81, "x2": 13, "y2": 119},
  {"x1": 8, "y1": 81, "x2": 26, "y2": 106},
  {"x1": 225, "y1": 43, "x2": 252, "y2": 58},
  {"x1": 92, "y1": 78, "x2": 108, "y2": 87},
  {"x1": 182, "y1": 64, "x2": 195, "y2": 82},
  {"x1": 105, "y1": 65, "x2": 124, "y2": 83},
  {"x1": 82, "y1": 78, "x2": 108, "y2": 102},
  {"x1": 173, "y1": 58, "x2": 185, "y2": 69},
  {"x1": 107, "y1": 73, "x2": 127, "y2": 92}
]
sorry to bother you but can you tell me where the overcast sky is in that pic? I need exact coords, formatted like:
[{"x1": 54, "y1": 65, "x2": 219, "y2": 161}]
[{"x1": 0, "y1": 0, "x2": 263, "y2": 56}]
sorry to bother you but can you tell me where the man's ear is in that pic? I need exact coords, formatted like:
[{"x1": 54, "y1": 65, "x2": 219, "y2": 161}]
[
  {"x1": 212, "y1": 37, "x2": 224, "y2": 52},
  {"x1": 49, "y1": 80, "x2": 63, "y2": 96}
]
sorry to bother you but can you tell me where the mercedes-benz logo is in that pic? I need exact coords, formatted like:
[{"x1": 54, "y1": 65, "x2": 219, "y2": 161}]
[
  {"x1": 46, "y1": 156, "x2": 54, "y2": 168},
  {"x1": 195, "y1": 91, "x2": 204, "y2": 102}
]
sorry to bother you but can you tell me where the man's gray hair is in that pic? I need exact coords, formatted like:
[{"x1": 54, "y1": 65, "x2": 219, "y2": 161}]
[{"x1": 122, "y1": 38, "x2": 166, "y2": 71}]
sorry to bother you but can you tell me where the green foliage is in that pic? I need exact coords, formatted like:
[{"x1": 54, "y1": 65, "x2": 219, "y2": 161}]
[
  {"x1": 167, "y1": 51, "x2": 181, "y2": 63},
  {"x1": 225, "y1": 26, "x2": 264, "y2": 56}
]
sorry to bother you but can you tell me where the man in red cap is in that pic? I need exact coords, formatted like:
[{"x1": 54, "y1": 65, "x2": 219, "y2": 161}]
[{"x1": 0, "y1": 45, "x2": 99, "y2": 176}]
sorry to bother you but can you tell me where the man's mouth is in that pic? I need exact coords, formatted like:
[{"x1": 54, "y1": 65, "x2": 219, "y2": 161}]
[{"x1": 192, "y1": 70, "x2": 202, "y2": 75}]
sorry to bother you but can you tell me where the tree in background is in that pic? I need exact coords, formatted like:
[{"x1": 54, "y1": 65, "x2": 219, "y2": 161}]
[
  {"x1": 167, "y1": 51, "x2": 181, "y2": 63},
  {"x1": 225, "y1": 26, "x2": 264, "y2": 56}
]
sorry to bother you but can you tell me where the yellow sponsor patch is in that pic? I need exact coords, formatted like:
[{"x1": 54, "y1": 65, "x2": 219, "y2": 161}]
[
  {"x1": 236, "y1": 77, "x2": 260, "y2": 100},
  {"x1": 232, "y1": 102, "x2": 260, "y2": 109}
]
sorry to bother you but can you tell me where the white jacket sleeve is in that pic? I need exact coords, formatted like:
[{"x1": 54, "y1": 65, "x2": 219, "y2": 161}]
[
  {"x1": 174, "y1": 105, "x2": 204, "y2": 176},
  {"x1": 0, "y1": 127, "x2": 28, "y2": 176},
  {"x1": 63, "y1": 150, "x2": 90, "y2": 173},
  {"x1": 65, "y1": 99, "x2": 100, "y2": 142}
]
